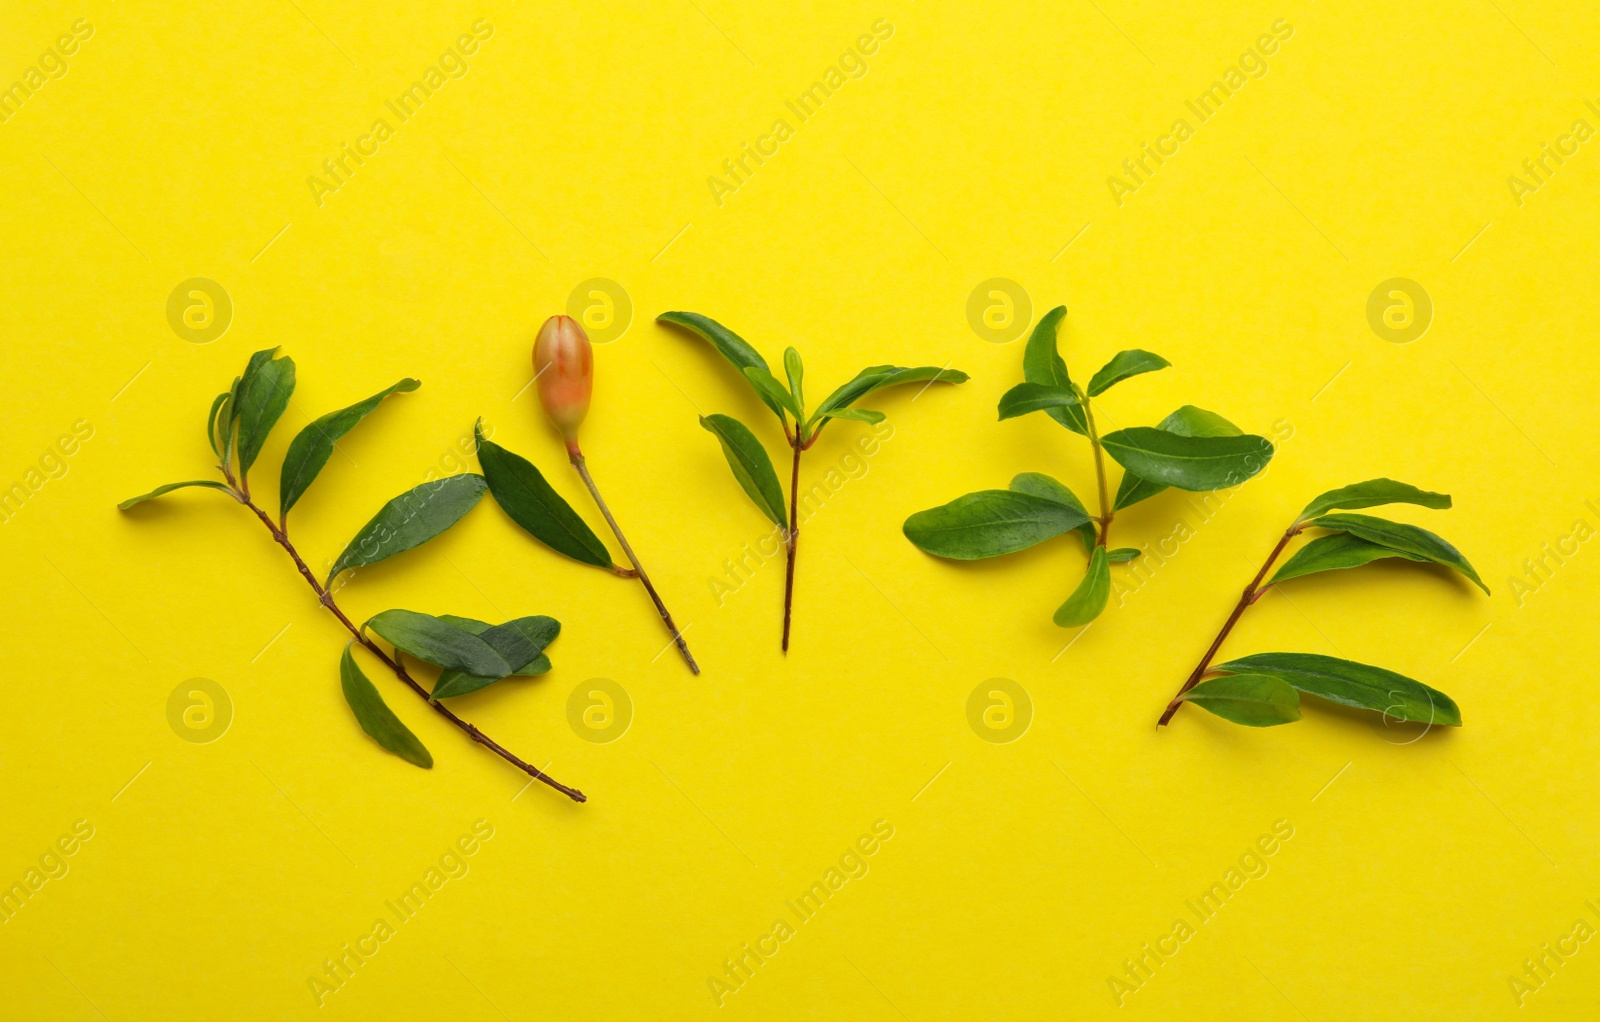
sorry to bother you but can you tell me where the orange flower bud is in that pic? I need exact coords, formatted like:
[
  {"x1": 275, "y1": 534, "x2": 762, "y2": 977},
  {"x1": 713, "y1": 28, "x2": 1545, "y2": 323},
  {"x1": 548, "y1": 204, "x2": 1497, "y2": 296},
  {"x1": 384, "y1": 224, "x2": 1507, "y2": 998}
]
[{"x1": 533, "y1": 314, "x2": 592, "y2": 439}]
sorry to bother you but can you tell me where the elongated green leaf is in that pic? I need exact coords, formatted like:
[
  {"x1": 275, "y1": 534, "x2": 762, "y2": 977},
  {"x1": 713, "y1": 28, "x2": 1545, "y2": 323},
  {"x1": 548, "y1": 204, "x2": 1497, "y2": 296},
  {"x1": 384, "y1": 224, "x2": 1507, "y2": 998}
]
[
  {"x1": 235, "y1": 351, "x2": 296, "y2": 477},
  {"x1": 1298, "y1": 479, "x2": 1452, "y2": 521},
  {"x1": 1108, "y1": 547, "x2": 1141, "y2": 562},
  {"x1": 1308, "y1": 513, "x2": 1488, "y2": 593},
  {"x1": 700, "y1": 414, "x2": 787, "y2": 529},
  {"x1": 904, "y1": 489, "x2": 1090, "y2": 560},
  {"x1": 1112, "y1": 406, "x2": 1243, "y2": 510},
  {"x1": 742, "y1": 366, "x2": 801, "y2": 420},
  {"x1": 1021, "y1": 306, "x2": 1087, "y2": 435},
  {"x1": 279, "y1": 379, "x2": 420, "y2": 518},
  {"x1": 474, "y1": 423, "x2": 611, "y2": 568},
  {"x1": 340, "y1": 644, "x2": 432, "y2": 768},
  {"x1": 1180, "y1": 674, "x2": 1301, "y2": 726},
  {"x1": 366, "y1": 609, "x2": 512, "y2": 678},
  {"x1": 657, "y1": 311, "x2": 783, "y2": 418},
  {"x1": 811, "y1": 364, "x2": 968, "y2": 427},
  {"x1": 327, "y1": 474, "x2": 487, "y2": 583},
  {"x1": 1213, "y1": 651, "x2": 1460, "y2": 726},
  {"x1": 820, "y1": 407, "x2": 885, "y2": 425},
  {"x1": 1101, "y1": 427, "x2": 1272, "y2": 492},
  {"x1": 433, "y1": 615, "x2": 560, "y2": 698},
  {"x1": 1087, "y1": 349, "x2": 1170, "y2": 397},
  {"x1": 1269, "y1": 532, "x2": 1427, "y2": 585},
  {"x1": 1053, "y1": 546, "x2": 1110, "y2": 627},
  {"x1": 997, "y1": 382, "x2": 1082, "y2": 422},
  {"x1": 118, "y1": 480, "x2": 234, "y2": 509},
  {"x1": 206, "y1": 392, "x2": 229, "y2": 456},
  {"x1": 784, "y1": 347, "x2": 804, "y2": 412}
]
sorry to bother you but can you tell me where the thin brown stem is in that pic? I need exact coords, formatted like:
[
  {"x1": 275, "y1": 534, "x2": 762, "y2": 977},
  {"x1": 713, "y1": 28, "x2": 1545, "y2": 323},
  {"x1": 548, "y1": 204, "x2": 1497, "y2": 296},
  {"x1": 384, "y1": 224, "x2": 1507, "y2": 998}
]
[
  {"x1": 782, "y1": 440, "x2": 801, "y2": 652},
  {"x1": 1157, "y1": 523, "x2": 1302, "y2": 727},
  {"x1": 240, "y1": 495, "x2": 586, "y2": 802},
  {"x1": 1080, "y1": 392, "x2": 1113, "y2": 547},
  {"x1": 568, "y1": 444, "x2": 699, "y2": 675}
]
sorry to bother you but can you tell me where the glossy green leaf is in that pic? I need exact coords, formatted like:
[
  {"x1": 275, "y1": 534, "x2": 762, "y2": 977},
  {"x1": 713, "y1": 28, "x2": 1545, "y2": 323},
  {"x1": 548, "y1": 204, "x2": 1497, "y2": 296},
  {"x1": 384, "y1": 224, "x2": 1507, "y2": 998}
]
[
  {"x1": 1180, "y1": 674, "x2": 1302, "y2": 727},
  {"x1": 1020, "y1": 305, "x2": 1086, "y2": 434},
  {"x1": 811, "y1": 364, "x2": 968, "y2": 427},
  {"x1": 700, "y1": 414, "x2": 787, "y2": 529},
  {"x1": 365, "y1": 609, "x2": 513, "y2": 678},
  {"x1": 1053, "y1": 546, "x2": 1110, "y2": 627},
  {"x1": 433, "y1": 615, "x2": 560, "y2": 698},
  {"x1": 783, "y1": 347, "x2": 804, "y2": 412},
  {"x1": 326, "y1": 474, "x2": 487, "y2": 583},
  {"x1": 657, "y1": 311, "x2": 783, "y2": 418},
  {"x1": 234, "y1": 350, "x2": 296, "y2": 477},
  {"x1": 1308, "y1": 513, "x2": 1488, "y2": 593},
  {"x1": 117, "y1": 480, "x2": 234, "y2": 509},
  {"x1": 1213, "y1": 651, "x2": 1460, "y2": 726},
  {"x1": 1086, "y1": 349, "x2": 1170, "y2": 397},
  {"x1": 1101, "y1": 427, "x2": 1273, "y2": 492},
  {"x1": 1111, "y1": 406, "x2": 1243, "y2": 510},
  {"x1": 474, "y1": 422, "x2": 611, "y2": 568},
  {"x1": 205, "y1": 392, "x2": 229, "y2": 457},
  {"x1": 821, "y1": 407, "x2": 885, "y2": 425},
  {"x1": 742, "y1": 366, "x2": 801, "y2": 421},
  {"x1": 997, "y1": 383, "x2": 1082, "y2": 422},
  {"x1": 340, "y1": 644, "x2": 432, "y2": 768},
  {"x1": 278, "y1": 379, "x2": 419, "y2": 518},
  {"x1": 1269, "y1": 532, "x2": 1427, "y2": 585},
  {"x1": 904, "y1": 489, "x2": 1090, "y2": 560},
  {"x1": 1298, "y1": 478, "x2": 1452, "y2": 521},
  {"x1": 1107, "y1": 547, "x2": 1141, "y2": 562}
]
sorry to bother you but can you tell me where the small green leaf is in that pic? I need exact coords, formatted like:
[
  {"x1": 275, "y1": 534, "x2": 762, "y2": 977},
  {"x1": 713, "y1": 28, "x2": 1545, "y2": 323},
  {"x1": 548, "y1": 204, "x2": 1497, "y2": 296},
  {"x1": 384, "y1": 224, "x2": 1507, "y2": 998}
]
[
  {"x1": 433, "y1": 615, "x2": 560, "y2": 698},
  {"x1": 819, "y1": 407, "x2": 885, "y2": 425},
  {"x1": 1021, "y1": 305, "x2": 1087, "y2": 435},
  {"x1": 1298, "y1": 478, "x2": 1452, "y2": 521},
  {"x1": 1308, "y1": 513, "x2": 1488, "y2": 593},
  {"x1": 279, "y1": 378, "x2": 420, "y2": 518},
  {"x1": 1180, "y1": 674, "x2": 1302, "y2": 727},
  {"x1": 700, "y1": 414, "x2": 788, "y2": 529},
  {"x1": 1101, "y1": 427, "x2": 1273, "y2": 492},
  {"x1": 1009, "y1": 472, "x2": 1090, "y2": 516},
  {"x1": 783, "y1": 347, "x2": 804, "y2": 412},
  {"x1": 1086, "y1": 349, "x2": 1170, "y2": 397},
  {"x1": 1112, "y1": 406, "x2": 1243, "y2": 510},
  {"x1": 657, "y1": 311, "x2": 783, "y2": 418},
  {"x1": 1107, "y1": 547, "x2": 1141, "y2": 562},
  {"x1": 811, "y1": 364, "x2": 968, "y2": 429},
  {"x1": 742, "y1": 366, "x2": 801, "y2": 421},
  {"x1": 340, "y1": 644, "x2": 432, "y2": 768},
  {"x1": 1269, "y1": 532, "x2": 1427, "y2": 585},
  {"x1": 118, "y1": 480, "x2": 235, "y2": 510},
  {"x1": 205, "y1": 392, "x2": 229, "y2": 457},
  {"x1": 1213, "y1": 651, "x2": 1460, "y2": 726},
  {"x1": 997, "y1": 382, "x2": 1082, "y2": 422},
  {"x1": 904, "y1": 489, "x2": 1090, "y2": 560},
  {"x1": 474, "y1": 422, "x2": 611, "y2": 568},
  {"x1": 365, "y1": 609, "x2": 513, "y2": 678},
  {"x1": 1053, "y1": 546, "x2": 1110, "y2": 627},
  {"x1": 235, "y1": 350, "x2": 296, "y2": 478},
  {"x1": 327, "y1": 474, "x2": 487, "y2": 583}
]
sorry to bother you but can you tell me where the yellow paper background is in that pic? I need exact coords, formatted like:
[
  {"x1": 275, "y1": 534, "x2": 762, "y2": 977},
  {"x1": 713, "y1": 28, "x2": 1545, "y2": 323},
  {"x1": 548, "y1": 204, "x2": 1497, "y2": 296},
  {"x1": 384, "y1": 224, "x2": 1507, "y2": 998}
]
[{"x1": 2, "y1": 1, "x2": 1598, "y2": 1018}]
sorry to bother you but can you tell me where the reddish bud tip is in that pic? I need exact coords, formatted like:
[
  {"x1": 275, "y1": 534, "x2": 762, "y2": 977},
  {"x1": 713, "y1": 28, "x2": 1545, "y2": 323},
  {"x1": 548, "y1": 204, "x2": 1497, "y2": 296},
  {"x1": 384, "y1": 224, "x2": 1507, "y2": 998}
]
[{"x1": 533, "y1": 315, "x2": 592, "y2": 438}]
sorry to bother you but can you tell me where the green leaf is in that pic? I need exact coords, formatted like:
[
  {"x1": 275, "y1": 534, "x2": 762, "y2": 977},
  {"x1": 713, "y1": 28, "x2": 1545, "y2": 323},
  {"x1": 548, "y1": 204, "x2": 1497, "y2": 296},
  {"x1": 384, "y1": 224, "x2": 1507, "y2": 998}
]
[
  {"x1": 819, "y1": 407, "x2": 885, "y2": 425},
  {"x1": 1021, "y1": 305, "x2": 1087, "y2": 435},
  {"x1": 1009, "y1": 472, "x2": 1090, "y2": 516},
  {"x1": 205, "y1": 392, "x2": 229, "y2": 457},
  {"x1": 699, "y1": 414, "x2": 787, "y2": 529},
  {"x1": 474, "y1": 422, "x2": 611, "y2": 569},
  {"x1": 365, "y1": 609, "x2": 513, "y2": 678},
  {"x1": 1053, "y1": 546, "x2": 1110, "y2": 627},
  {"x1": 903, "y1": 489, "x2": 1090, "y2": 560},
  {"x1": 1213, "y1": 651, "x2": 1461, "y2": 726},
  {"x1": 1100, "y1": 427, "x2": 1273, "y2": 492},
  {"x1": 326, "y1": 474, "x2": 487, "y2": 583},
  {"x1": 783, "y1": 347, "x2": 804, "y2": 412},
  {"x1": 1180, "y1": 674, "x2": 1302, "y2": 727},
  {"x1": 1308, "y1": 513, "x2": 1488, "y2": 593},
  {"x1": 117, "y1": 480, "x2": 234, "y2": 509},
  {"x1": 340, "y1": 644, "x2": 432, "y2": 768},
  {"x1": 433, "y1": 615, "x2": 560, "y2": 699},
  {"x1": 279, "y1": 379, "x2": 420, "y2": 518},
  {"x1": 1298, "y1": 478, "x2": 1452, "y2": 521},
  {"x1": 1113, "y1": 406, "x2": 1245, "y2": 510},
  {"x1": 657, "y1": 311, "x2": 783, "y2": 418},
  {"x1": 810, "y1": 365, "x2": 968, "y2": 432},
  {"x1": 742, "y1": 366, "x2": 801, "y2": 421},
  {"x1": 996, "y1": 382, "x2": 1082, "y2": 422},
  {"x1": 1107, "y1": 547, "x2": 1141, "y2": 562},
  {"x1": 1269, "y1": 532, "x2": 1427, "y2": 585},
  {"x1": 234, "y1": 350, "x2": 296, "y2": 477},
  {"x1": 1086, "y1": 349, "x2": 1170, "y2": 397}
]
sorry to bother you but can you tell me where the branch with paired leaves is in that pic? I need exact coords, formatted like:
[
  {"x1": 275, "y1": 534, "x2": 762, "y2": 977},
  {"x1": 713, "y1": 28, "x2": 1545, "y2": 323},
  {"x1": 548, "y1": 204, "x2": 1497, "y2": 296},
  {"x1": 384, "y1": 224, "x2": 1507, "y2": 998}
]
[
  {"x1": 904, "y1": 305, "x2": 1273, "y2": 627},
  {"x1": 119, "y1": 348, "x2": 585, "y2": 802},
  {"x1": 658, "y1": 311, "x2": 967, "y2": 651},
  {"x1": 1161, "y1": 478, "x2": 1486, "y2": 729}
]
